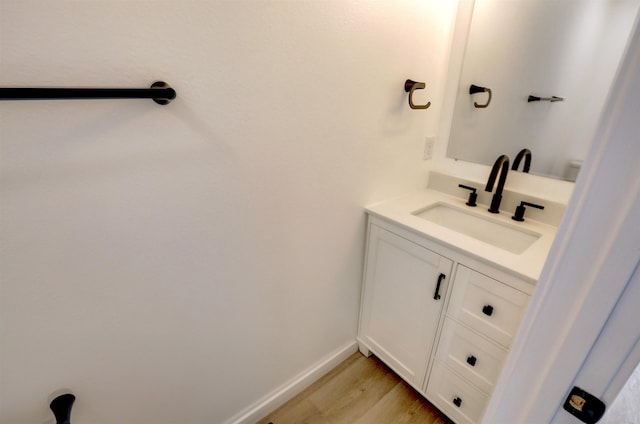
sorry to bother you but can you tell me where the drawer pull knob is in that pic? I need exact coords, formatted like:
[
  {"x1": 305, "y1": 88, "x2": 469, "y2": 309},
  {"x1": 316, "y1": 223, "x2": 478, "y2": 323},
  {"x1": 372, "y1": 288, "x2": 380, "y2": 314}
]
[
  {"x1": 482, "y1": 305, "x2": 494, "y2": 316},
  {"x1": 467, "y1": 355, "x2": 477, "y2": 366},
  {"x1": 434, "y1": 273, "x2": 445, "y2": 300},
  {"x1": 453, "y1": 396, "x2": 463, "y2": 407}
]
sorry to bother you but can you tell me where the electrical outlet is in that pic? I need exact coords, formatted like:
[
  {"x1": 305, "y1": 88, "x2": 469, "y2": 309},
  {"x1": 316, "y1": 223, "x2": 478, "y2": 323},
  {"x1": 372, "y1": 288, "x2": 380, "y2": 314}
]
[{"x1": 423, "y1": 136, "x2": 435, "y2": 160}]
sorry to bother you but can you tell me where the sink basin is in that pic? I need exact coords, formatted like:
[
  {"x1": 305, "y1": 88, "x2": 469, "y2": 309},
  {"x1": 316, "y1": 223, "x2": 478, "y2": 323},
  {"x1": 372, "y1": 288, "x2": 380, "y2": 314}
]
[{"x1": 412, "y1": 202, "x2": 541, "y2": 254}]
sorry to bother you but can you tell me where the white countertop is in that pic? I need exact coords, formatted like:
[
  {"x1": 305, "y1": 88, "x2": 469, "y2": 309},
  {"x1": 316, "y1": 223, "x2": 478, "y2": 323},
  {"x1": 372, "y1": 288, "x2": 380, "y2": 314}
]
[{"x1": 366, "y1": 189, "x2": 559, "y2": 283}]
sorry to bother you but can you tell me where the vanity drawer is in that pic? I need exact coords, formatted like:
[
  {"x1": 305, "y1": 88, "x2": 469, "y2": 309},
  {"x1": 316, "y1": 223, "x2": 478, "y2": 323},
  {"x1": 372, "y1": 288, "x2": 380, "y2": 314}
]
[
  {"x1": 435, "y1": 318, "x2": 508, "y2": 393},
  {"x1": 426, "y1": 360, "x2": 489, "y2": 424},
  {"x1": 448, "y1": 265, "x2": 530, "y2": 347}
]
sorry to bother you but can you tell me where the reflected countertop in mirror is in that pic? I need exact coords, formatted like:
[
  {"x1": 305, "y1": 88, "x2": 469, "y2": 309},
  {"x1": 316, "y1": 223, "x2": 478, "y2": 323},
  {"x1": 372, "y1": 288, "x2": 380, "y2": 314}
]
[{"x1": 446, "y1": 0, "x2": 639, "y2": 181}]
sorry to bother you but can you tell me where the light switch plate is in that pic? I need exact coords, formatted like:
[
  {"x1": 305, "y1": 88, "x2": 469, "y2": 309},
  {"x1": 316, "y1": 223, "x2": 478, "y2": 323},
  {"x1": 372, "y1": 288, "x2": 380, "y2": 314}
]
[{"x1": 423, "y1": 136, "x2": 435, "y2": 160}]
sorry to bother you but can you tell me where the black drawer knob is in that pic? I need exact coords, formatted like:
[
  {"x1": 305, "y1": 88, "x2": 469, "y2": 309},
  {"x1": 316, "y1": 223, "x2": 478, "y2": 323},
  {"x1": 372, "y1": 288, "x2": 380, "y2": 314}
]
[
  {"x1": 453, "y1": 396, "x2": 463, "y2": 407},
  {"x1": 466, "y1": 355, "x2": 477, "y2": 367},
  {"x1": 482, "y1": 304, "x2": 494, "y2": 316}
]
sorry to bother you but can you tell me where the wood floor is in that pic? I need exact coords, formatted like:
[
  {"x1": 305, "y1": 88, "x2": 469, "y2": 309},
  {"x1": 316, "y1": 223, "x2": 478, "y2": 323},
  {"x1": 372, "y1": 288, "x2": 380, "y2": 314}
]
[{"x1": 257, "y1": 352, "x2": 453, "y2": 424}]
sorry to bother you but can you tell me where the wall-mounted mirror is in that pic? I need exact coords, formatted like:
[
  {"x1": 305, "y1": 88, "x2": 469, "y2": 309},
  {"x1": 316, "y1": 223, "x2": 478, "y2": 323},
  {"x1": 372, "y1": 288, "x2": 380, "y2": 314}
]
[{"x1": 447, "y1": 0, "x2": 640, "y2": 181}]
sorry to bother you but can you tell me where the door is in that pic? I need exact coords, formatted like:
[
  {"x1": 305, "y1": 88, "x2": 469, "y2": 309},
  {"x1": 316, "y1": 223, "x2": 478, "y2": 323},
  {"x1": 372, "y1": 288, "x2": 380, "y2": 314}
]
[
  {"x1": 550, "y1": 262, "x2": 640, "y2": 423},
  {"x1": 359, "y1": 224, "x2": 453, "y2": 387}
]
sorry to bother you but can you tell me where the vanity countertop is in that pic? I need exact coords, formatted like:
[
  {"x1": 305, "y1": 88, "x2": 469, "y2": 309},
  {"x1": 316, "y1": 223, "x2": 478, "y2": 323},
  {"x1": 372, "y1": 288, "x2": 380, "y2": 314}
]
[{"x1": 366, "y1": 189, "x2": 559, "y2": 283}]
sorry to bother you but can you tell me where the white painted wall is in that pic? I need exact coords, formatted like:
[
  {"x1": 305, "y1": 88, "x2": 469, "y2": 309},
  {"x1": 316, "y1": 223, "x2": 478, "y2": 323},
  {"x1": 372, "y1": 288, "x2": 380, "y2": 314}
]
[{"x1": 0, "y1": 1, "x2": 458, "y2": 423}]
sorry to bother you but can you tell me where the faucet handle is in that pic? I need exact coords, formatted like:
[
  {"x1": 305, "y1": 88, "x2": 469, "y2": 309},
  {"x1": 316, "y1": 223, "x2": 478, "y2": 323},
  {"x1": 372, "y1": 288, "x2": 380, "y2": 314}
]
[
  {"x1": 512, "y1": 201, "x2": 544, "y2": 222},
  {"x1": 458, "y1": 184, "x2": 478, "y2": 207}
]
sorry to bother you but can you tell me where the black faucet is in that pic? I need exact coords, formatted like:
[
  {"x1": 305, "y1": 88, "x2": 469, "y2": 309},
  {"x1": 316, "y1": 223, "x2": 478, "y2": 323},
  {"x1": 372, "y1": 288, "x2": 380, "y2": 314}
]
[
  {"x1": 485, "y1": 155, "x2": 510, "y2": 213},
  {"x1": 512, "y1": 148, "x2": 531, "y2": 173}
]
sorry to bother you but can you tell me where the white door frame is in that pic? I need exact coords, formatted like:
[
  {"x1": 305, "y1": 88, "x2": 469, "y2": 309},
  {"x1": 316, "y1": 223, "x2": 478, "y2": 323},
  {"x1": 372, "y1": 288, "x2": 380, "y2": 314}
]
[{"x1": 482, "y1": 11, "x2": 640, "y2": 424}]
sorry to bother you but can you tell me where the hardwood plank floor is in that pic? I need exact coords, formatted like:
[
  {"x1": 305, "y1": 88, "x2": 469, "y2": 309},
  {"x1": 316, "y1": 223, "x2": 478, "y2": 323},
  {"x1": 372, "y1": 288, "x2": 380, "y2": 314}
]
[{"x1": 257, "y1": 352, "x2": 453, "y2": 424}]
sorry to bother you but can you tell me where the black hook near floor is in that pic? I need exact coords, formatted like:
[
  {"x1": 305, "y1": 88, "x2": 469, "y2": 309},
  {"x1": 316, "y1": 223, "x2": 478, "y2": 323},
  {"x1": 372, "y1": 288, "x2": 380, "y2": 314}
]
[{"x1": 50, "y1": 393, "x2": 75, "y2": 424}]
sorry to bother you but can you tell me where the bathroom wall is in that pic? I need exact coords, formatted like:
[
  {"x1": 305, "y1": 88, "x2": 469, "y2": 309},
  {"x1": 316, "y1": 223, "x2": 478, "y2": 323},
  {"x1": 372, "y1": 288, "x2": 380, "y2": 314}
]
[{"x1": 0, "y1": 1, "x2": 458, "y2": 423}]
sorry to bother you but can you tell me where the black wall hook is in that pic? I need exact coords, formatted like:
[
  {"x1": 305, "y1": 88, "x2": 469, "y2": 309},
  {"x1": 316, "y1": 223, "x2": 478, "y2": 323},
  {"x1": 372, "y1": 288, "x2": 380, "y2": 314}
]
[{"x1": 50, "y1": 393, "x2": 75, "y2": 424}]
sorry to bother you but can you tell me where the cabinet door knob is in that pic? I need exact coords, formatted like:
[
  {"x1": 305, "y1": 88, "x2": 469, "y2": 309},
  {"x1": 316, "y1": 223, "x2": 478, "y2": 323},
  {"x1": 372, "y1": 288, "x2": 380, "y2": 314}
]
[
  {"x1": 453, "y1": 396, "x2": 463, "y2": 407},
  {"x1": 433, "y1": 273, "x2": 445, "y2": 300},
  {"x1": 466, "y1": 355, "x2": 477, "y2": 367},
  {"x1": 482, "y1": 304, "x2": 494, "y2": 316}
]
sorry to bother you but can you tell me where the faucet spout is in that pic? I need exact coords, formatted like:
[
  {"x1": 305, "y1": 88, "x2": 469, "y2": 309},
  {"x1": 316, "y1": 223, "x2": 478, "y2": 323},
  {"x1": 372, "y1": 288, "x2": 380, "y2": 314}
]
[{"x1": 485, "y1": 155, "x2": 510, "y2": 213}]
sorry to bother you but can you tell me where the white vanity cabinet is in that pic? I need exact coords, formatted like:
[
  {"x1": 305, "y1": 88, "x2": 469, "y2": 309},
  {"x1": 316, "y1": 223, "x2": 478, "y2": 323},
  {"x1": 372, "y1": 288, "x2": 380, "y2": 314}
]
[
  {"x1": 427, "y1": 265, "x2": 532, "y2": 424},
  {"x1": 357, "y1": 221, "x2": 453, "y2": 388},
  {"x1": 358, "y1": 216, "x2": 535, "y2": 424}
]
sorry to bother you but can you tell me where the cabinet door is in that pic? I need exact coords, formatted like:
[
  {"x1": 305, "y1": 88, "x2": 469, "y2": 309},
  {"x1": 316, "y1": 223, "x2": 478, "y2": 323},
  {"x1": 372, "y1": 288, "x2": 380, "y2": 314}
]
[{"x1": 359, "y1": 225, "x2": 453, "y2": 386}]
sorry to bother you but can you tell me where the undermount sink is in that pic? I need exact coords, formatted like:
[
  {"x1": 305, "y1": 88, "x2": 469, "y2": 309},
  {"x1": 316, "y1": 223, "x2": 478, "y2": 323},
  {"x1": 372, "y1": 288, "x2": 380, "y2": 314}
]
[{"x1": 412, "y1": 202, "x2": 541, "y2": 254}]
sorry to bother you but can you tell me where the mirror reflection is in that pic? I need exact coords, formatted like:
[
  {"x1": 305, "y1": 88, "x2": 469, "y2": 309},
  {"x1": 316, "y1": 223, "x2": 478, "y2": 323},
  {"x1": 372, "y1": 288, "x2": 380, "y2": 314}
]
[{"x1": 447, "y1": 0, "x2": 639, "y2": 180}]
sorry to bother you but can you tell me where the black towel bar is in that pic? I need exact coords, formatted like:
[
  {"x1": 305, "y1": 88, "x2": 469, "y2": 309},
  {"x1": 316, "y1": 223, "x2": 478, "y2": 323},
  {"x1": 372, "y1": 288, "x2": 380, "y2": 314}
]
[{"x1": 0, "y1": 81, "x2": 176, "y2": 105}]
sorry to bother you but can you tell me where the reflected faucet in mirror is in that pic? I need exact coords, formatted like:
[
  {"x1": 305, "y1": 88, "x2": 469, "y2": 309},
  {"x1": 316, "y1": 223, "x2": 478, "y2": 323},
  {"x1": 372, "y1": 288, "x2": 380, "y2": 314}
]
[
  {"x1": 485, "y1": 154, "x2": 510, "y2": 213},
  {"x1": 512, "y1": 148, "x2": 531, "y2": 173}
]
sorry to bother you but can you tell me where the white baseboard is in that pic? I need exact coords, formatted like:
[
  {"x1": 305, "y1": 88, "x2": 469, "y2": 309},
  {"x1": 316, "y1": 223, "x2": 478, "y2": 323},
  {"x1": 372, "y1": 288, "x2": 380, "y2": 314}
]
[{"x1": 224, "y1": 340, "x2": 359, "y2": 424}]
